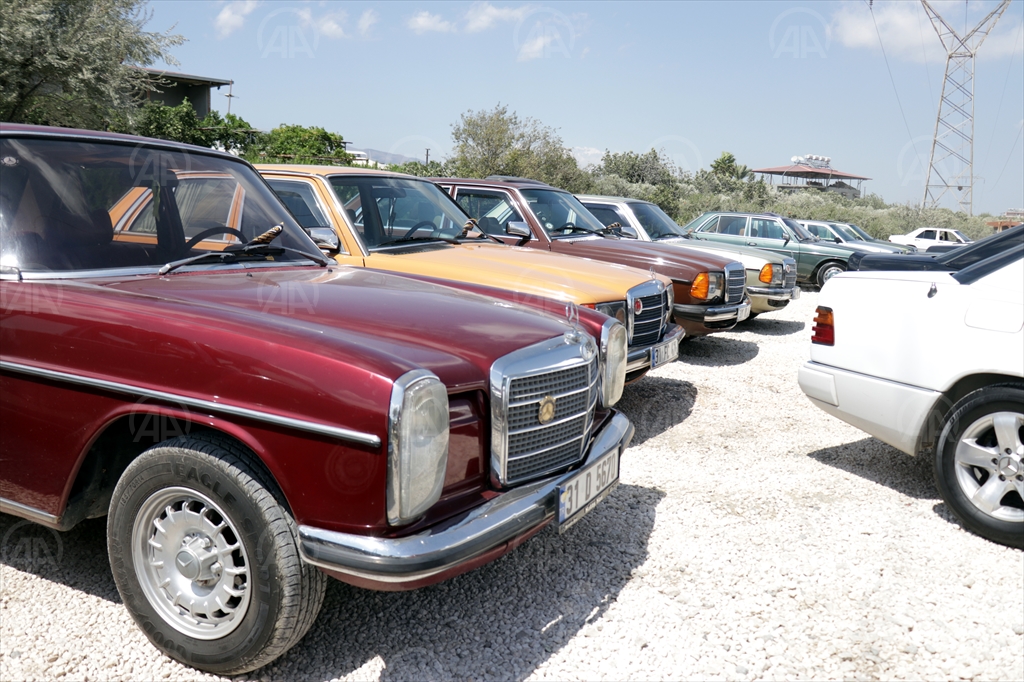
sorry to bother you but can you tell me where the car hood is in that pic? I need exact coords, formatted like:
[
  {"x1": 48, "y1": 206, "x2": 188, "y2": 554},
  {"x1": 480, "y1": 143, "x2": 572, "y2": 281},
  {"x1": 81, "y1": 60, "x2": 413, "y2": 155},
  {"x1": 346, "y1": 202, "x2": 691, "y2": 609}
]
[
  {"x1": 656, "y1": 237, "x2": 779, "y2": 268},
  {"x1": 83, "y1": 265, "x2": 573, "y2": 389},
  {"x1": 363, "y1": 242, "x2": 651, "y2": 304},
  {"x1": 550, "y1": 237, "x2": 736, "y2": 281}
]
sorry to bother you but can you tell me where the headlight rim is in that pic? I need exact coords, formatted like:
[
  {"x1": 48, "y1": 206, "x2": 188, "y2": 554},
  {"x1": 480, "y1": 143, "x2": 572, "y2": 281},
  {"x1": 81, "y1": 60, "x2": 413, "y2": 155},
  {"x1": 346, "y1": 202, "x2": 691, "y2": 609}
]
[{"x1": 599, "y1": 318, "x2": 627, "y2": 407}]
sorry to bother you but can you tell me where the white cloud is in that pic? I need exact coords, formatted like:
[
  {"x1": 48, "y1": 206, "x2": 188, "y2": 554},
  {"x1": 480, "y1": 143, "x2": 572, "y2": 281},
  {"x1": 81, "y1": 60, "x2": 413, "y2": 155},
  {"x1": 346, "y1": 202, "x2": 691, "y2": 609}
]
[
  {"x1": 571, "y1": 146, "x2": 604, "y2": 168},
  {"x1": 408, "y1": 11, "x2": 456, "y2": 34},
  {"x1": 464, "y1": 3, "x2": 531, "y2": 33},
  {"x1": 318, "y1": 11, "x2": 347, "y2": 39},
  {"x1": 215, "y1": 0, "x2": 259, "y2": 38},
  {"x1": 517, "y1": 33, "x2": 553, "y2": 61},
  {"x1": 358, "y1": 9, "x2": 379, "y2": 36},
  {"x1": 832, "y1": 0, "x2": 1022, "y2": 63}
]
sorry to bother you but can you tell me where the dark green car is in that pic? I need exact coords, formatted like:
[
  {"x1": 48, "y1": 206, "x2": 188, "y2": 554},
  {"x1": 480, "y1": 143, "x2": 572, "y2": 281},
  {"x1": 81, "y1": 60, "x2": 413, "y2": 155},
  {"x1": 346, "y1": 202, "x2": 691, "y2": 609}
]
[{"x1": 680, "y1": 212, "x2": 865, "y2": 287}]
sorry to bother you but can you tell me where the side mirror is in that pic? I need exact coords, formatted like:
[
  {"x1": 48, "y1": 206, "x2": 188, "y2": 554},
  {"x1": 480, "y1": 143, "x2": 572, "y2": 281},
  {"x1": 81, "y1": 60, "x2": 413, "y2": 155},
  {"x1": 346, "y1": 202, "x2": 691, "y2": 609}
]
[
  {"x1": 305, "y1": 227, "x2": 341, "y2": 255},
  {"x1": 783, "y1": 233, "x2": 791, "y2": 246},
  {"x1": 505, "y1": 221, "x2": 532, "y2": 246}
]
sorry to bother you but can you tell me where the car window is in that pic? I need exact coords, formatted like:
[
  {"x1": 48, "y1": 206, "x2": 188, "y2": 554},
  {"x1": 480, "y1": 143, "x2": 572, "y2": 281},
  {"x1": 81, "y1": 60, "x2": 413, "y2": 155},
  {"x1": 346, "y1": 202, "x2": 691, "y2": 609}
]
[
  {"x1": 586, "y1": 205, "x2": 623, "y2": 227},
  {"x1": 265, "y1": 179, "x2": 331, "y2": 229},
  {"x1": 0, "y1": 137, "x2": 315, "y2": 274},
  {"x1": 629, "y1": 202, "x2": 682, "y2": 239},
  {"x1": 717, "y1": 216, "x2": 747, "y2": 235},
  {"x1": 695, "y1": 215, "x2": 720, "y2": 233},
  {"x1": 919, "y1": 230, "x2": 937, "y2": 240},
  {"x1": 518, "y1": 188, "x2": 608, "y2": 237},
  {"x1": 326, "y1": 176, "x2": 469, "y2": 248},
  {"x1": 750, "y1": 218, "x2": 784, "y2": 240},
  {"x1": 455, "y1": 189, "x2": 523, "y2": 235}
]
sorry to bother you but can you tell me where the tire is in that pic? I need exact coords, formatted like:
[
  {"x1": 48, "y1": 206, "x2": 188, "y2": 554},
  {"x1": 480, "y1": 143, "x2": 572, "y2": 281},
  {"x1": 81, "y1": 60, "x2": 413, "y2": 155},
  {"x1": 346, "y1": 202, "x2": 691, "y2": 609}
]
[
  {"x1": 107, "y1": 433, "x2": 327, "y2": 674},
  {"x1": 815, "y1": 261, "x2": 846, "y2": 288},
  {"x1": 933, "y1": 385, "x2": 1024, "y2": 548}
]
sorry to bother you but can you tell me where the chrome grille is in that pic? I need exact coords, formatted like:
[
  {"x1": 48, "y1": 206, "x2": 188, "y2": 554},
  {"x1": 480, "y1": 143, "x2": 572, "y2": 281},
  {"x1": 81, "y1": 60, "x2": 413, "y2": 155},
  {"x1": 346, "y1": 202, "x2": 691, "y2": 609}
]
[
  {"x1": 492, "y1": 340, "x2": 600, "y2": 487},
  {"x1": 627, "y1": 281, "x2": 667, "y2": 349},
  {"x1": 783, "y1": 259, "x2": 797, "y2": 289},
  {"x1": 725, "y1": 262, "x2": 745, "y2": 303}
]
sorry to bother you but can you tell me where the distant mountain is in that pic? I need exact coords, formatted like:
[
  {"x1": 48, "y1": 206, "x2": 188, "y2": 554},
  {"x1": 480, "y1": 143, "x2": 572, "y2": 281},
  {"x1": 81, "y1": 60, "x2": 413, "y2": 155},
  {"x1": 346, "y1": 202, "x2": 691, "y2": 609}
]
[{"x1": 361, "y1": 149, "x2": 421, "y2": 165}]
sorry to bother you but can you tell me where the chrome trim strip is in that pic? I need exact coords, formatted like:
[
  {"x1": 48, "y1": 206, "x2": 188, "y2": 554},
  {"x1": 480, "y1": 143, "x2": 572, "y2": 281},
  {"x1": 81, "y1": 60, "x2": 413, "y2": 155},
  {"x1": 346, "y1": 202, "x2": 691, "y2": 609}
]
[
  {"x1": 746, "y1": 285, "x2": 796, "y2": 300},
  {"x1": 0, "y1": 497, "x2": 60, "y2": 526},
  {"x1": 507, "y1": 434, "x2": 586, "y2": 461},
  {"x1": 297, "y1": 412, "x2": 634, "y2": 583},
  {"x1": 673, "y1": 301, "x2": 750, "y2": 323},
  {"x1": 0, "y1": 360, "x2": 382, "y2": 447}
]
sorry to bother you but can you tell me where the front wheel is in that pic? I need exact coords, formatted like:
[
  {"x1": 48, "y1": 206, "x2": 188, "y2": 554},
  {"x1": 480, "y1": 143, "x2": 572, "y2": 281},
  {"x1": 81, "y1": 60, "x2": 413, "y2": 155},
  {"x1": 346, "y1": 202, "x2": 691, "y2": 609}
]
[
  {"x1": 107, "y1": 433, "x2": 327, "y2": 674},
  {"x1": 815, "y1": 261, "x2": 846, "y2": 288},
  {"x1": 934, "y1": 385, "x2": 1024, "y2": 548}
]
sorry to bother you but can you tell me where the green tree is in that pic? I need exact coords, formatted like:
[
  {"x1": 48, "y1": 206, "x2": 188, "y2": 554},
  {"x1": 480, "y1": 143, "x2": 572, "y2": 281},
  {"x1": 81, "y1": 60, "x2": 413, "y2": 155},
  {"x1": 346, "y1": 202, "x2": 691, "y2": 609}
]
[
  {"x1": 246, "y1": 124, "x2": 352, "y2": 165},
  {"x1": 590, "y1": 148, "x2": 684, "y2": 215},
  {"x1": 709, "y1": 152, "x2": 753, "y2": 180},
  {"x1": 448, "y1": 104, "x2": 592, "y2": 192},
  {"x1": 0, "y1": 0, "x2": 184, "y2": 128}
]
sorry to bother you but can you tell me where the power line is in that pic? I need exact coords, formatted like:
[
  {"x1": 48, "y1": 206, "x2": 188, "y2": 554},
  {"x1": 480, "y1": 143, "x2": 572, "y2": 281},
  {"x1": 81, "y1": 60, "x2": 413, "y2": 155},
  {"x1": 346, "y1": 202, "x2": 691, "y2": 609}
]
[
  {"x1": 867, "y1": 1, "x2": 920, "y2": 160},
  {"x1": 981, "y1": 15, "x2": 1023, "y2": 176},
  {"x1": 990, "y1": 122, "x2": 1023, "y2": 191}
]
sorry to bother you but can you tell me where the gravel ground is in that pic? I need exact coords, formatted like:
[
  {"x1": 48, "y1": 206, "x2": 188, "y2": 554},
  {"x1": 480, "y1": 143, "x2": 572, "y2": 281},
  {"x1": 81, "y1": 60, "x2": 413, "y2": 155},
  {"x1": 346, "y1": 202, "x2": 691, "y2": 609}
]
[{"x1": 2, "y1": 289, "x2": 1022, "y2": 681}]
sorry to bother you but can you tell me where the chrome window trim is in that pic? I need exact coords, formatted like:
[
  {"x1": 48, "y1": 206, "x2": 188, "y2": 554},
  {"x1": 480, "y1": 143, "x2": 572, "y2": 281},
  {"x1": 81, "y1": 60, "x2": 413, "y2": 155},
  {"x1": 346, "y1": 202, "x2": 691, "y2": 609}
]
[
  {"x1": 0, "y1": 360, "x2": 381, "y2": 447},
  {"x1": 263, "y1": 176, "x2": 350, "y2": 256},
  {"x1": 489, "y1": 334, "x2": 598, "y2": 487},
  {"x1": 0, "y1": 259, "x2": 323, "y2": 281}
]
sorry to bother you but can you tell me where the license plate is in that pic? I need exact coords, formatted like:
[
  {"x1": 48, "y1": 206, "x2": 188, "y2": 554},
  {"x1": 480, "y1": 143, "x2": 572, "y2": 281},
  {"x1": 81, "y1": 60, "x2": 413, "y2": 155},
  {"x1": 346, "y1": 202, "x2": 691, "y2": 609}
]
[
  {"x1": 736, "y1": 304, "x2": 751, "y2": 322},
  {"x1": 651, "y1": 336, "x2": 679, "y2": 369},
  {"x1": 558, "y1": 448, "x2": 619, "y2": 532}
]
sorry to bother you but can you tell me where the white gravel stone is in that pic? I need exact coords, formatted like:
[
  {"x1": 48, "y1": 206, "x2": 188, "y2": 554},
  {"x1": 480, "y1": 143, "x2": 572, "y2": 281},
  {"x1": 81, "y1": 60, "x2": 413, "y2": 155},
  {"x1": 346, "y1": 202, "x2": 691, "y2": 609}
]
[{"x1": 1, "y1": 290, "x2": 1022, "y2": 681}]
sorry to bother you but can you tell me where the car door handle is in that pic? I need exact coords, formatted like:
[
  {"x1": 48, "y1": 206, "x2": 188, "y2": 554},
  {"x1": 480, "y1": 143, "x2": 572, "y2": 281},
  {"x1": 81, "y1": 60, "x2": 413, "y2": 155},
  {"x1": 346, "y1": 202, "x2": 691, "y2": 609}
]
[{"x1": 746, "y1": 242, "x2": 757, "y2": 246}]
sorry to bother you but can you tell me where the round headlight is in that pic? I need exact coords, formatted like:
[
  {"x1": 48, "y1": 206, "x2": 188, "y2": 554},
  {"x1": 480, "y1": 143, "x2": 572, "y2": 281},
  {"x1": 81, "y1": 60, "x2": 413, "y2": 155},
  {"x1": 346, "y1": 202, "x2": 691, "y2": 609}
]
[
  {"x1": 600, "y1": 320, "x2": 628, "y2": 406},
  {"x1": 387, "y1": 370, "x2": 450, "y2": 525},
  {"x1": 595, "y1": 301, "x2": 627, "y2": 326}
]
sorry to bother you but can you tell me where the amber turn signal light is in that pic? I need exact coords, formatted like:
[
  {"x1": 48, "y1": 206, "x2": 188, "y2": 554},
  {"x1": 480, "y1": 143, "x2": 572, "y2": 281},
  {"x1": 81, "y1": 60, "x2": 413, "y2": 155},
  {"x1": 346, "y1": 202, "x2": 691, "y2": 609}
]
[
  {"x1": 690, "y1": 272, "x2": 709, "y2": 300},
  {"x1": 811, "y1": 306, "x2": 834, "y2": 346},
  {"x1": 759, "y1": 264, "x2": 773, "y2": 284}
]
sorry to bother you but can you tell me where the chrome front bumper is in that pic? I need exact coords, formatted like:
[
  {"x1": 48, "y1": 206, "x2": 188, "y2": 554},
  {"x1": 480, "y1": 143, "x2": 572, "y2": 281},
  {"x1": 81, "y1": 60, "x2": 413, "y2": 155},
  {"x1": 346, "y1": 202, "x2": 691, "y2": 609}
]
[
  {"x1": 673, "y1": 299, "x2": 751, "y2": 324},
  {"x1": 626, "y1": 323, "x2": 685, "y2": 372},
  {"x1": 297, "y1": 411, "x2": 635, "y2": 584},
  {"x1": 745, "y1": 285, "x2": 801, "y2": 302}
]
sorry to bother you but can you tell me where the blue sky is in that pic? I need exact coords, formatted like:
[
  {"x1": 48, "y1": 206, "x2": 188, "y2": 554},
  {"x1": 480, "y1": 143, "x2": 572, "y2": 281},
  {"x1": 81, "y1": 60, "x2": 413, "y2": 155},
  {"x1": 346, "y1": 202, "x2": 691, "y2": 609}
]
[{"x1": 146, "y1": 1, "x2": 1023, "y2": 215}]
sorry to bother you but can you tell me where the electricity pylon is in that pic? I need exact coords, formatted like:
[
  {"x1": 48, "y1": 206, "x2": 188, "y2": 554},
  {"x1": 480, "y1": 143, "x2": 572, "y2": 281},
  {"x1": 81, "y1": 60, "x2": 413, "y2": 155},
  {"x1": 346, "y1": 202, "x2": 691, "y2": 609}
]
[{"x1": 921, "y1": 0, "x2": 1010, "y2": 215}]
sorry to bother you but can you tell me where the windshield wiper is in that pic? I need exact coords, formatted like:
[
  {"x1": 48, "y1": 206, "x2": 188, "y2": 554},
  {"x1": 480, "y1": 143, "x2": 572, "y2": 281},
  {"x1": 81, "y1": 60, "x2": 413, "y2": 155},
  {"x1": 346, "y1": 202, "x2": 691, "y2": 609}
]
[
  {"x1": 159, "y1": 225, "x2": 329, "y2": 274},
  {"x1": 377, "y1": 235, "x2": 458, "y2": 247}
]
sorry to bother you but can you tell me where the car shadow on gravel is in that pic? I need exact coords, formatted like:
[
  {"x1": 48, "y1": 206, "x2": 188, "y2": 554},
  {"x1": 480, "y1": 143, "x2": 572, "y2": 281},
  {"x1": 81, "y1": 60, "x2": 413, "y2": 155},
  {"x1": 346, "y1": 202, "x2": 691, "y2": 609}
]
[
  {"x1": 255, "y1": 483, "x2": 664, "y2": 682},
  {"x1": 0, "y1": 514, "x2": 119, "y2": 602},
  {"x1": 616, "y1": 377, "x2": 697, "y2": 446},
  {"x1": 740, "y1": 318, "x2": 806, "y2": 336},
  {"x1": 806, "y1": 437, "x2": 938, "y2": 500},
  {"x1": 676, "y1": 336, "x2": 759, "y2": 367}
]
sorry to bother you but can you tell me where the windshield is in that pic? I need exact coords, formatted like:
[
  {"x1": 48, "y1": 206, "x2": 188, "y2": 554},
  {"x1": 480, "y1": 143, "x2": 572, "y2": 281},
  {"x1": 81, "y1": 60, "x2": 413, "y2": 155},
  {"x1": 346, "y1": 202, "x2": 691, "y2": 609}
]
[
  {"x1": 519, "y1": 189, "x2": 608, "y2": 237},
  {"x1": 784, "y1": 218, "x2": 816, "y2": 241},
  {"x1": 0, "y1": 136, "x2": 318, "y2": 275},
  {"x1": 630, "y1": 202, "x2": 685, "y2": 239},
  {"x1": 953, "y1": 230, "x2": 971, "y2": 242},
  {"x1": 843, "y1": 223, "x2": 873, "y2": 241},
  {"x1": 828, "y1": 223, "x2": 860, "y2": 241},
  {"x1": 326, "y1": 176, "x2": 472, "y2": 249}
]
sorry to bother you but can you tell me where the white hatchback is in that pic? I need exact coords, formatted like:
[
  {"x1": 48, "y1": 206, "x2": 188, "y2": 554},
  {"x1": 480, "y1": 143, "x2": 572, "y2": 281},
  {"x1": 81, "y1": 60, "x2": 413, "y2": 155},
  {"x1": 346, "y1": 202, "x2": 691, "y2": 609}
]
[
  {"x1": 889, "y1": 226, "x2": 972, "y2": 251},
  {"x1": 798, "y1": 248, "x2": 1024, "y2": 547}
]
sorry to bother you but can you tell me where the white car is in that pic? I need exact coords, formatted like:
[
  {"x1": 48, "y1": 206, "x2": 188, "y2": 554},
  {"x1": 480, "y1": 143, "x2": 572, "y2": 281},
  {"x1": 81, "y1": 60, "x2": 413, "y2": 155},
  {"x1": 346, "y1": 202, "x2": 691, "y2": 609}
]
[
  {"x1": 889, "y1": 227, "x2": 972, "y2": 251},
  {"x1": 798, "y1": 248, "x2": 1024, "y2": 547}
]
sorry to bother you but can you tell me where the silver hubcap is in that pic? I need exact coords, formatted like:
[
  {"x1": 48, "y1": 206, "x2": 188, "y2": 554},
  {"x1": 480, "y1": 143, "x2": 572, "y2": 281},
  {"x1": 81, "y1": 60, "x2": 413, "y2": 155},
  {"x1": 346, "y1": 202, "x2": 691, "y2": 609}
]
[
  {"x1": 953, "y1": 412, "x2": 1024, "y2": 523},
  {"x1": 822, "y1": 266, "x2": 841, "y2": 282},
  {"x1": 131, "y1": 487, "x2": 251, "y2": 639}
]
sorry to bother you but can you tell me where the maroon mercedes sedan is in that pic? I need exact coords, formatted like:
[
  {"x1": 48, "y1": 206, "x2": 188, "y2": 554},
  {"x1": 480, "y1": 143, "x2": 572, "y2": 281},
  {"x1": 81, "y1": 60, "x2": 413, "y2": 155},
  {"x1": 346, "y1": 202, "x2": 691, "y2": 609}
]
[{"x1": 0, "y1": 125, "x2": 634, "y2": 674}]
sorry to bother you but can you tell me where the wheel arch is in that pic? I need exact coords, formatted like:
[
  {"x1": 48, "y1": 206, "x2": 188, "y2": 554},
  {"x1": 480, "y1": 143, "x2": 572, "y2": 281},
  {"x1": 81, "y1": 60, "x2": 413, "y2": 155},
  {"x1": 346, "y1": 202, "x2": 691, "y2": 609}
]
[
  {"x1": 58, "y1": 406, "x2": 287, "y2": 531},
  {"x1": 915, "y1": 372, "x2": 1024, "y2": 457}
]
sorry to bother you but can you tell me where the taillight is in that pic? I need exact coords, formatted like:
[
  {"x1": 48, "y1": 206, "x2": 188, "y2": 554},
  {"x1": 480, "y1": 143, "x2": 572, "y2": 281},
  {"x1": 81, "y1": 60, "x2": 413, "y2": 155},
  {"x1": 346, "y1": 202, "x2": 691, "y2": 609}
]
[
  {"x1": 811, "y1": 306, "x2": 834, "y2": 345},
  {"x1": 759, "y1": 264, "x2": 773, "y2": 283}
]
